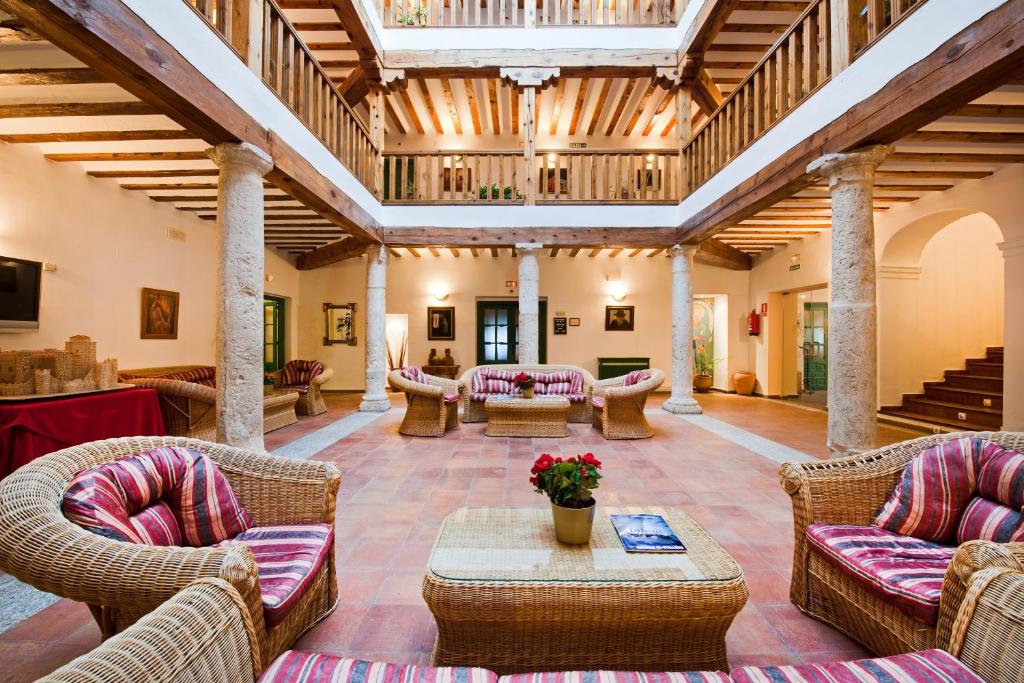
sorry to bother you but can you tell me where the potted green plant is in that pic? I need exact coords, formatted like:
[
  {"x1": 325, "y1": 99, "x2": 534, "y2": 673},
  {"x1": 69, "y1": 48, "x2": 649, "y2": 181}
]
[
  {"x1": 531, "y1": 453, "x2": 603, "y2": 544},
  {"x1": 693, "y1": 340, "x2": 714, "y2": 393}
]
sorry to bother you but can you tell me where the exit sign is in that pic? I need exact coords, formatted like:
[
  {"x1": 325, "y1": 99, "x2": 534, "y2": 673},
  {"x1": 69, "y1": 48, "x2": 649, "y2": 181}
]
[
  {"x1": 789, "y1": 263, "x2": 801, "y2": 271},
  {"x1": 568, "y1": 142, "x2": 587, "y2": 148}
]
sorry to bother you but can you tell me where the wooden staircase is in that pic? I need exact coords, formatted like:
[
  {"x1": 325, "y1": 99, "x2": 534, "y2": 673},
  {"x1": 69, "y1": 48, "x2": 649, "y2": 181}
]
[{"x1": 880, "y1": 347, "x2": 1004, "y2": 431}]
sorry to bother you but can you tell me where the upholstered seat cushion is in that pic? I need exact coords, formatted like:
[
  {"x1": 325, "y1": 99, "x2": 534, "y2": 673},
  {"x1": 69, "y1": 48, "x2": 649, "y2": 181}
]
[
  {"x1": 259, "y1": 654, "x2": 496, "y2": 683},
  {"x1": 805, "y1": 523, "x2": 955, "y2": 624},
  {"x1": 218, "y1": 524, "x2": 334, "y2": 629},
  {"x1": 281, "y1": 360, "x2": 324, "y2": 387},
  {"x1": 500, "y1": 672, "x2": 729, "y2": 683},
  {"x1": 730, "y1": 649, "x2": 981, "y2": 683}
]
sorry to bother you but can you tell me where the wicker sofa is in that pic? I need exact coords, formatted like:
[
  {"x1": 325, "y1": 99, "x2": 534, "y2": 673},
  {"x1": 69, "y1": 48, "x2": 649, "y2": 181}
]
[
  {"x1": 40, "y1": 566, "x2": 1024, "y2": 682},
  {"x1": 458, "y1": 364, "x2": 596, "y2": 424},
  {"x1": 388, "y1": 367, "x2": 462, "y2": 436},
  {"x1": 0, "y1": 436, "x2": 341, "y2": 669},
  {"x1": 780, "y1": 430, "x2": 1024, "y2": 657},
  {"x1": 592, "y1": 368, "x2": 665, "y2": 439}
]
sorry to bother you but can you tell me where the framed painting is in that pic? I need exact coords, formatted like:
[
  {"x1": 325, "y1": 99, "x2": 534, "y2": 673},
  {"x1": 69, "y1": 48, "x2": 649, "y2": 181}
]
[
  {"x1": 324, "y1": 302, "x2": 357, "y2": 345},
  {"x1": 140, "y1": 287, "x2": 179, "y2": 340},
  {"x1": 428, "y1": 306, "x2": 455, "y2": 340},
  {"x1": 605, "y1": 306, "x2": 634, "y2": 332}
]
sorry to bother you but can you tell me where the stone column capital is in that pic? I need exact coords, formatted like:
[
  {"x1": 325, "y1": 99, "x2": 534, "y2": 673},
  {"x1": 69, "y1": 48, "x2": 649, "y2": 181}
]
[
  {"x1": 209, "y1": 142, "x2": 273, "y2": 176},
  {"x1": 670, "y1": 243, "x2": 699, "y2": 257},
  {"x1": 515, "y1": 242, "x2": 544, "y2": 253},
  {"x1": 807, "y1": 144, "x2": 893, "y2": 183}
]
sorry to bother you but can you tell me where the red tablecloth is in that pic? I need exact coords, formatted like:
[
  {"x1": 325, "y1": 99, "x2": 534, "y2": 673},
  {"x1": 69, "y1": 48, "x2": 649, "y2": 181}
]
[{"x1": 0, "y1": 387, "x2": 166, "y2": 479}]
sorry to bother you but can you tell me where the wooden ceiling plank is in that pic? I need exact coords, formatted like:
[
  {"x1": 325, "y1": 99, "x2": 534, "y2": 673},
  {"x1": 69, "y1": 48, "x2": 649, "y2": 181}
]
[
  {"x1": 568, "y1": 77, "x2": 589, "y2": 135},
  {"x1": 415, "y1": 79, "x2": 444, "y2": 134},
  {"x1": 397, "y1": 87, "x2": 425, "y2": 134},
  {"x1": 441, "y1": 79, "x2": 463, "y2": 135},
  {"x1": 623, "y1": 80, "x2": 658, "y2": 136},
  {"x1": 0, "y1": 67, "x2": 107, "y2": 85},
  {"x1": 641, "y1": 87, "x2": 673, "y2": 136},
  {"x1": 487, "y1": 79, "x2": 501, "y2": 134},
  {"x1": 568, "y1": 248, "x2": 581, "y2": 257},
  {"x1": 383, "y1": 96, "x2": 407, "y2": 135},
  {"x1": 464, "y1": 78, "x2": 483, "y2": 135},
  {"x1": 586, "y1": 78, "x2": 613, "y2": 136},
  {"x1": 0, "y1": 101, "x2": 159, "y2": 117},
  {"x1": 604, "y1": 78, "x2": 637, "y2": 136},
  {"x1": 0, "y1": 130, "x2": 194, "y2": 143},
  {"x1": 548, "y1": 78, "x2": 566, "y2": 136},
  {"x1": 88, "y1": 169, "x2": 220, "y2": 178},
  {"x1": 44, "y1": 151, "x2": 208, "y2": 162}
]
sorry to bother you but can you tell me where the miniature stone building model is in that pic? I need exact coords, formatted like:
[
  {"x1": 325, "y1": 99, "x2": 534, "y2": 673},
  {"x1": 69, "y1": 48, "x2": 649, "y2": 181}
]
[{"x1": 0, "y1": 335, "x2": 118, "y2": 397}]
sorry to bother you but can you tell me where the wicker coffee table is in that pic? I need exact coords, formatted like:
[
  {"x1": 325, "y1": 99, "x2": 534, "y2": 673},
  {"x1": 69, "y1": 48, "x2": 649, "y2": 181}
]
[
  {"x1": 483, "y1": 395, "x2": 570, "y2": 437},
  {"x1": 263, "y1": 390, "x2": 299, "y2": 433},
  {"x1": 422, "y1": 507, "x2": 748, "y2": 674}
]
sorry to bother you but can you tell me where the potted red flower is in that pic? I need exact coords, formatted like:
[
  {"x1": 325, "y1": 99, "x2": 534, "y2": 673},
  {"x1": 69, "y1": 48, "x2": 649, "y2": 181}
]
[
  {"x1": 531, "y1": 452, "x2": 603, "y2": 544},
  {"x1": 512, "y1": 371, "x2": 536, "y2": 398}
]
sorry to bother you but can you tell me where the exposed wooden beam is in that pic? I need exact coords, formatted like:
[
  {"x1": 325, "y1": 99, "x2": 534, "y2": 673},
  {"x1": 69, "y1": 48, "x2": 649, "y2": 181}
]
[
  {"x1": 319, "y1": 59, "x2": 360, "y2": 69},
  {"x1": 950, "y1": 104, "x2": 1024, "y2": 118},
  {"x1": 44, "y1": 151, "x2": 208, "y2": 162},
  {"x1": 887, "y1": 152, "x2": 1024, "y2": 164},
  {"x1": 407, "y1": 247, "x2": 421, "y2": 257},
  {"x1": 325, "y1": 0, "x2": 383, "y2": 78},
  {"x1": 627, "y1": 248, "x2": 644, "y2": 257},
  {"x1": 397, "y1": 87, "x2": 425, "y2": 134},
  {"x1": 681, "y1": 0, "x2": 741, "y2": 57},
  {"x1": 735, "y1": 1, "x2": 807, "y2": 11},
  {"x1": 0, "y1": 129, "x2": 194, "y2": 143},
  {"x1": 721, "y1": 23, "x2": 790, "y2": 32},
  {"x1": 336, "y1": 66, "x2": 369, "y2": 106},
  {"x1": 490, "y1": 247, "x2": 499, "y2": 257},
  {"x1": 291, "y1": 21, "x2": 345, "y2": 31},
  {"x1": 604, "y1": 78, "x2": 637, "y2": 135},
  {"x1": 549, "y1": 247, "x2": 560, "y2": 257},
  {"x1": 0, "y1": 67, "x2": 106, "y2": 85},
  {"x1": 873, "y1": 170, "x2": 992, "y2": 179},
  {"x1": 428, "y1": 247, "x2": 441, "y2": 257},
  {"x1": 511, "y1": 87, "x2": 519, "y2": 133},
  {"x1": 470, "y1": 247, "x2": 479, "y2": 257},
  {"x1": 149, "y1": 194, "x2": 292, "y2": 203},
  {"x1": 448, "y1": 247, "x2": 460, "y2": 257},
  {"x1": 383, "y1": 97, "x2": 406, "y2": 134},
  {"x1": 307, "y1": 41, "x2": 354, "y2": 51},
  {"x1": 568, "y1": 77, "x2": 589, "y2": 135},
  {"x1": 641, "y1": 88, "x2": 673, "y2": 136},
  {"x1": 903, "y1": 130, "x2": 1024, "y2": 143},
  {"x1": 414, "y1": 79, "x2": 444, "y2": 134},
  {"x1": 548, "y1": 78, "x2": 566, "y2": 135},
  {"x1": 382, "y1": 226, "x2": 678, "y2": 247},
  {"x1": 623, "y1": 81, "x2": 658, "y2": 136},
  {"x1": 607, "y1": 248, "x2": 623, "y2": 257},
  {"x1": 88, "y1": 169, "x2": 219, "y2": 178},
  {"x1": 441, "y1": 79, "x2": 462, "y2": 134},
  {"x1": 487, "y1": 78, "x2": 501, "y2": 134},
  {"x1": 0, "y1": 100, "x2": 158, "y2": 117},
  {"x1": 694, "y1": 238, "x2": 753, "y2": 270},
  {"x1": 691, "y1": 68, "x2": 724, "y2": 116},
  {"x1": 586, "y1": 78, "x2": 613, "y2": 136},
  {"x1": 568, "y1": 248, "x2": 581, "y2": 257},
  {"x1": 385, "y1": 50, "x2": 676, "y2": 72},
  {"x1": 646, "y1": 248, "x2": 664, "y2": 257},
  {"x1": 463, "y1": 78, "x2": 483, "y2": 135},
  {"x1": 709, "y1": 43, "x2": 774, "y2": 52},
  {"x1": 296, "y1": 238, "x2": 370, "y2": 269},
  {"x1": 588, "y1": 248, "x2": 603, "y2": 257}
]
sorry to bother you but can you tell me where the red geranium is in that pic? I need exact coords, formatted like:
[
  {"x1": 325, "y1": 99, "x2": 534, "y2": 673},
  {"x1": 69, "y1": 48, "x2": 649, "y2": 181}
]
[
  {"x1": 512, "y1": 372, "x2": 535, "y2": 389},
  {"x1": 531, "y1": 452, "x2": 603, "y2": 509}
]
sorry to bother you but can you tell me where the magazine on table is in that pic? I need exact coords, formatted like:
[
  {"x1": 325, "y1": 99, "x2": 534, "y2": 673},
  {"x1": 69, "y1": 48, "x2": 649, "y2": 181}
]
[{"x1": 610, "y1": 514, "x2": 687, "y2": 553}]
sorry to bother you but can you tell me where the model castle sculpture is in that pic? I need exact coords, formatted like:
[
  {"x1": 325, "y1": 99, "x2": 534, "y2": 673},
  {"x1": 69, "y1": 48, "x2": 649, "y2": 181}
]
[{"x1": 0, "y1": 335, "x2": 118, "y2": 397}]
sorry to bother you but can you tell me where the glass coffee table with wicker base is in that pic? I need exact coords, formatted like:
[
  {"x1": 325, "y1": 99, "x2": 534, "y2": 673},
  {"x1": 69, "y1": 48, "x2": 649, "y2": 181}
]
[
  {"x1": 422, "y1": 507, "x2": 748, "y2": 674},
  {"x1": 483, "y1": 395, "x2": 570, "y2": 437}
]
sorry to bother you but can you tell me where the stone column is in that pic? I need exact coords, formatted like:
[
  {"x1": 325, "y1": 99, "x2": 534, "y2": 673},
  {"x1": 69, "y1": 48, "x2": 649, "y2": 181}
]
[
  {"x1": 663, "y1": 244, "x2": 702, "y2": 414},
  {"x1": 359, "y1": 244, "x2": 391, "y2": 412},
  {"x1": 209, "y1": 142, "x2": 273, "y2": 451},
  {"x1": 517, "y1": 243, "x2": 542, "y2": 364},
  {"x1": 807, "y1": 145, "x2": 891, "y2": 456},
  {"x1": 999, "y1": 239, "x2": 1024, "y2": 431}
]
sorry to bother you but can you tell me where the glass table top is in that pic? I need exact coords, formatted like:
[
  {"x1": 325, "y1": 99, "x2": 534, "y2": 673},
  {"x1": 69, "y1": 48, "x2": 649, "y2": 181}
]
[{"x1": 427, "y1": 507, "x2": 743, "y2": 584}]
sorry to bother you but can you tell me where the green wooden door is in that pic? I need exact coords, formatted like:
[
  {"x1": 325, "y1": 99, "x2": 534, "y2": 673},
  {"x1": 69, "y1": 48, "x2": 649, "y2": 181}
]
[
  {"x1": 476, "y1": 301, "x2": 547, "y2": 365},
  {"x1": 264, "y1": 295, "x2": 285, "y2": 371},
  {"x1": 802, "y1": 302, "x2": 827, "y2": 391}
]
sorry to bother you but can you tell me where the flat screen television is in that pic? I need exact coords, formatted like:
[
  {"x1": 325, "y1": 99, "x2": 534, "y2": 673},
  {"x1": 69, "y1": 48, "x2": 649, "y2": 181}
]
[{"x1": 0, "y1": 257, "x2": 41, "y2": 331}]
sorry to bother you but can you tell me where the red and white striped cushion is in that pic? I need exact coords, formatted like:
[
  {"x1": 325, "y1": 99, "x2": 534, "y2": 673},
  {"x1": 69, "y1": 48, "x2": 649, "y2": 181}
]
[
  {"x1": 592, "y1": 396, "x2": 606, "y2": 410},
  {"x1": 259, "y1": 654, "x2": 496, "y2": 683},
  {"x1": 622, "y1": 371, "x2": 651, "y2": 387},
  {"x1": 874, "y1": 437, "x2": 981, "y2": 544},
  {"x1": 500, "y1": 672, "x2": 729, "y2": 683},
  {"x1": 167, "y1": 452, "x2": 253, "y2": 547},
  {"x1": 401, "y1": 366, "x2": 427, "y2": 384},
  {"x1": 281, "y1": 360, "x2": 323, "y2": 387},
  {"x1": 730, "y1": 649, "x2": 981, "y2": 683},
  {"x1": 218, "y1": 524, "x2": 334, "y2": 629},
  {"x1": 975, "y1": 441, "x2": 1024, "y2": 508},
  {"x1": 806, "y1": 523, "x2": 955, "y2": 624},
  {"x1": 956, "y1": 497, "x2": 1023, "y2": 544},
  {"x1": 129, "y1": 500, "x2": 182, "y2": 546}
]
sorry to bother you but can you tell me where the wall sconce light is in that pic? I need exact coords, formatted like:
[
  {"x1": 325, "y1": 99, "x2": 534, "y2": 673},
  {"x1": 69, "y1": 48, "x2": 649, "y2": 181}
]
[
  {"x1": 265, "y1": 273, "x2": 275, "y2": 284},
  {"x1": 430, "y1": 285, "x2": 449, "y2": 301},
  {"x1": 609, "y1": 282, "x2": 627, "y2": 302}
]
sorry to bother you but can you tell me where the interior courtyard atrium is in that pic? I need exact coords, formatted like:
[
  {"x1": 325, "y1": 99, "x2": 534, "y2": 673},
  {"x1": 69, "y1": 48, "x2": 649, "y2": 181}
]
[{"x1": 0, "y1": 0, "x2": 1022, "y2": 681}]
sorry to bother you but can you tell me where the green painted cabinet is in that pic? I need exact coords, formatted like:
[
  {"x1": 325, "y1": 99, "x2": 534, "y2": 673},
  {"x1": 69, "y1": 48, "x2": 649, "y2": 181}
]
[{"x1": 597, "y1": 357, "x2": 650, "y2": 380}]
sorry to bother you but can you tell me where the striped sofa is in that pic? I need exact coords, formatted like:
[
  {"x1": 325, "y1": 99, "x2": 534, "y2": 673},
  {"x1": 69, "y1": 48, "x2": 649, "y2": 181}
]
[
  {"x1": 458, "y1": 364, "x2": 596, "y2": 424},
  {"x1": 781, "y1": 431, "x2": 1024, "y2": 657},
  {"x1": 39, "y1": 565, "x2": 1024, "y2": 682}
]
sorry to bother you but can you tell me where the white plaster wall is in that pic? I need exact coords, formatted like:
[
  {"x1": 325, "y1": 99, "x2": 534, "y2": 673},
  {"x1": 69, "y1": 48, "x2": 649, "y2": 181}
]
[
  {"x1": 298, "y1": 252, "x2": 751, "y2": 391},
  {"x1": 0, "y1": 142, "x2": 300, "y2": 369}
]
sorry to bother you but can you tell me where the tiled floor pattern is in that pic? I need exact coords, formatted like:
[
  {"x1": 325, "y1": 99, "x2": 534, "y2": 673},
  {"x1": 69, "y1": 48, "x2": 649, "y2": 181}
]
[{"x1": 0, "y1": 392, "x2": 925, "y2": 680}]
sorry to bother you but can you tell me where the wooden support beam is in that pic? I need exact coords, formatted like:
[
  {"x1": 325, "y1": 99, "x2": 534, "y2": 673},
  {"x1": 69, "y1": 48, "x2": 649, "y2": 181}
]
[
  {"x1": 588, "y1": 248, "x2": 602, "y2": 257},
  {"x1": 325, "y1": 0, "x2": 382, "y2": 79},
  {"x1": 337, "y1": 66, "x2": 370, "y2": 106},
  {"x1": 607, "y1": 248, "x2": 623, "y2": 257},
  {"x1": 464, "y1": 78, "x2": 482, "y2": 135},
  {"x1": 950, "y1": 104, "x2": 1024, "y2": 118},
  {"x1": 88, "y1": 169, "x2": 220, "y2": 178},
  {"x1": 487, "y1": 79, "x2": 501, "y2": 134},
  {"x1": 568, "y1": 248, "x2": 581, "y2": 257},
  {"x1": 385, "y1": 50, "x2": 676, "y2": 73},
  {"x1": 490, "y1": 247, "x2": 499, "y2": 257},
  {"x1": 397, "y1": 88, "x2": 425, "y2": 134},
  {"x1": 694, "y1": 238, "x2": 753, "y2": 270},
  {"x1": 522, "y1": 86, "x2": 537, "y2": 205},
  {"x1": 44, "y1": 151, "x2": 208, "y2": 162},
  {"x1": 627, "y1": 248, "x2": 644, "y2": 257},
  {"x1": 887, "y1": 152, "x2": 1024, "y2": 164},
  {"x1": 691, "y1": 68, "x2": 723, "y2": 116},
  {"x1": 549, "y1": 247, "x2": 560, "y2": 257},
  {"x1": 568, "y1": 77, "x2": 589, "y2": 135},
  {"x1": 873, "y1": 170, "x2": 992, "y2": 179},
  {"x1": 440, "y1": 79, "x2": 462, "y2": 135},
  {"x1": 0, "y1": 130, "x2": 194, "y2": 143},
  {"x1": 296, "y1": 238, "x2": 370, "y2": 269},
  {"x1": 448, "y1": 247, "x2": 460, "y2": 257},
  {"x1": 428, "y1": 247, "x2": 441, "y2": 257},
  {"x1": 0, "y1": 67, "x2": 106, "y2": 85},
  {"x1": 903, "y1": 131, "x2": 1024, "y2": 143},
  {"x1": 604, "y1": 78, "x2": 637, "y2": 135},
  {"x1": 414, "y1": 79, "x2": 444, "y2": 134},
  {"x1": 470, "y1": 247, "x2": 479, "y2": 257},
  {"x1": 0, "y1": 101, "x2": 158, "y2": 117},
  {"x1": 381, "y1": 227, "x2": 678, "y2": 247},
  {"x1": 623, "y1": 81, "x2": 658, "y2": 136},
  {"x1": 586, "y1": 78, "x2": 613, "y2": 136},
  {"x1": 549, "y1": 78, "x2": 566, "y2": 135}
]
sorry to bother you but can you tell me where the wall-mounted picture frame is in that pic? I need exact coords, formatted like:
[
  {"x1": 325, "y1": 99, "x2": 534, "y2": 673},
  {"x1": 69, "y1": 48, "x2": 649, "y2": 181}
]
[
  {"x1": 553, "y1": 316, "x2": 567, "y2": 335},
  {"x1": 605, "y1": 306, "x2": 635, "y2": 332},
  {"x1": 568, "y1": 317, "x2": 581, "y2": 327},
  {"x1": 140, "y1": 287, "x2": 179, "y2": 340},
  {"x1": 324, "y1": 302, "x2": 357, "y2": 345},
  {"x1": 428, "y1": 306, "x2": 455, "y2": 340}
]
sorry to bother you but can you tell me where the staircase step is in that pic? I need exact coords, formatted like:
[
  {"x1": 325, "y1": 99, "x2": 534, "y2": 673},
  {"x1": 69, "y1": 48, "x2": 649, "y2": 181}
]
[
  {"x1": 922, "y1": 384, "x2": 1003, "y2": 409},
  {"x1": 986, "y1": 346, "x2": 1004, "y2": 354},
  {"x1": 963, "y1": 361, "x2": 1004, "y2": 378},
  {"x1": 879, "y1": 408, "x2": 993, "y2": 432},
  {"x1": 901, "y1": 397, "x2": 1003, "y2": 429},
  {"x1": 944, "y1": 373, "x2": 1004, "y2": 392}
]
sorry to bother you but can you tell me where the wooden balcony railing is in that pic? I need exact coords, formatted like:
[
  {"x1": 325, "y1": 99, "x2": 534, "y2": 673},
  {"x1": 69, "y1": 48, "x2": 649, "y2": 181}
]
[
  {"x1": 382, "y1": 152, "x2": 524, "y2": 203},
  {"x1": 681, "y1": 0, "x2": 831, "y2": 193},
  {"x1": 537, "y1": 0, "x2": 683, "y2": 26},
  {"x1": 381, "y1": 0, "x2": 524, "y2": 26},
  {"x1": 537, "y1": 150, "x2": 680, "y2": 203},
  {"x1": 261, "y1": 0, "x2": 377, "y2": 190},
  {"x1": 185, "y1": 0, "x2": 235, "y2": 41},
  {"x1": 379, "y1": 0, "x2": 684, "y2": 26},
  {"x1": 850, "y1": 0, "x2": 926, "y2": 59}
]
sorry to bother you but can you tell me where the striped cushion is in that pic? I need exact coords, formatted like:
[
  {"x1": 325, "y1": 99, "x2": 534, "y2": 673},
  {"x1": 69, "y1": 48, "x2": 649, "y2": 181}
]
[
  {"x1": 874, "y1": 437, "x2": 981, "y2": 543},
  {"x1": 164, "y1": 367, "x2": 216, "y2": 385},
  {"x1": 538, "y1": 381, "x2": 573, "y2": 396},
  {"x1": 401, "y1": 366, "x2": 428, "y2": 384},
  {"x1": 592, "y1": 396, "x2": 605, "y2": 410},
  {"x1": 166, "y1": 452, "x2": 252, "y2": 547},
  {"x1": 806, "y1": 523, "x2": 955, "y2": 624},
  {"x1": 281, "y1": 360, "x2": 323, "y2": 387},
  {"x1": 622, "y1": 371, "x2": 651, "y2": 387},
  {"x1": 219, "y1": 524, "x2": 334, "y2": 629},
  {"x1": 278, "y1": 384, "x2": 310, "y2": 395},
  {"x1": 956, "y1": 496, "x2": 1023, "y2": 544},
  {"x1": 129, "y1": 500, "x2": 182, "y2": 546},
  {"x1": 976, "y1": 441, "x2": 1024, "y2": 508},
  {"x1": 259, "y1": 654, "x2": 497, "y2": 683},
  {"x1": 730, "y1": 649, "x2": 981, "y2": 683},
  {"x1": 500, "y1": 673, "x2": 729, "y2": 683}
]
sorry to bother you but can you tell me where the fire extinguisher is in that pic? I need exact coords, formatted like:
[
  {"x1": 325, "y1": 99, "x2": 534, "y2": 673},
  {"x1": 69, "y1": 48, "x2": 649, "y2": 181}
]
[{"x1": 748, "y1": 309, "x2": 761, "y2": 336}]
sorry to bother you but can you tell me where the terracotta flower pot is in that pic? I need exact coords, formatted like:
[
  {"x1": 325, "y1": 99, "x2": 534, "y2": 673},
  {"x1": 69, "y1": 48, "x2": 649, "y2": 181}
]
[
  {"x1": 551, "y1": 499, "x2": 596, "y2": 544},
  {"x1": 733, "y1": 371, "x2": 756, "y2": 396},
  {"x1": 693, "y1": 374, "x2": 713, "y2": 393},
  {"x1": 522, "y1": 386, "x2": 535, "y2": 398}
]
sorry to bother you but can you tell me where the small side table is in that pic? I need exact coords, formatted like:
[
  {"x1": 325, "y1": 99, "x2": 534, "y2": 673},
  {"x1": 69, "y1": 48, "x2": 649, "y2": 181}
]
[
  {"x1": 484, "y1": 395, "x2": 570, "y2": 437},
  {"x1": 424, "y1": 365, "x2": 461, "y2": 380}
]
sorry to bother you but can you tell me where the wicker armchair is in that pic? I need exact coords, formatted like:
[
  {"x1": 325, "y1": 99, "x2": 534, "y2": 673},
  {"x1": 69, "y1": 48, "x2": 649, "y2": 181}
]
[
  {"x1": 0, "y1": 436, "x2": 340, "y2": 670},
  {"x1": 388, "y1": 369, "x2": 461, "y2": 437},
  {"x1": 779, "y1": 430, "x2": 1024, "y2": 656},
  {"x1": 127, "y1": 377, "x2": 216, "y2": 441},
  {"x1": 273, "y1": 361, "x2": 333, "y2": 416},
  {"x1": 38, "y1": 578, "x2": 260, "y2": 682},
  {"x1": 591, "y1": 369, "x2": 665, "y2": 439}
]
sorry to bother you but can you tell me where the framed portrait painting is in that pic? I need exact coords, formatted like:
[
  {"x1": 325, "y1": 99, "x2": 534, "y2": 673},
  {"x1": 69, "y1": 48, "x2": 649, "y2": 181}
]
[
  {"x1": 605, "y1": 306, "x2": 634, "y2": 332},
  {"x1": 428, "y1": 307, "x2": 455, "y2": 340},
  {"x1": 324, "y1": 302, "x2": 357, "y2": 345},
  {"x1": 140, "y1": 287, "x2": 179, "y2": 339}
]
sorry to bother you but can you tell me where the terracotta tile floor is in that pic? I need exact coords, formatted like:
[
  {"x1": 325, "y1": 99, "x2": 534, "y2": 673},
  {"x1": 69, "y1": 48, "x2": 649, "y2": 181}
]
[{"x1": 0, "y1": 392, "x2": 925, "y2": 680}]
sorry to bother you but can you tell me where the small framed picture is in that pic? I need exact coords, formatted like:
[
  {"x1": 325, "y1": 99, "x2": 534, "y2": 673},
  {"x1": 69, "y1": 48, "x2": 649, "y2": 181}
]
[
  {"x1": 140, "y1": 287, "x2": 180, "y2": 340},
  {"x1": 428, "y1": 306, "x2": 455, "y2": 340},
  {"x1": 605, "y1": 306, "x2": 635, "y2": 332},
  {"x1": 568, "y1": 317, "x2": 581, "y2": 327},
  {"x1": 553, "y1": 317, "x2": 567, "y2": 335},
  {"x1": 324, "y1": 302, "x2": 357, "y2": 345}
]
